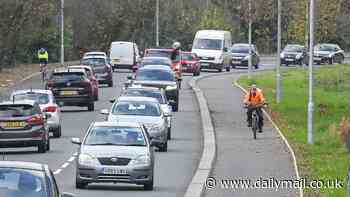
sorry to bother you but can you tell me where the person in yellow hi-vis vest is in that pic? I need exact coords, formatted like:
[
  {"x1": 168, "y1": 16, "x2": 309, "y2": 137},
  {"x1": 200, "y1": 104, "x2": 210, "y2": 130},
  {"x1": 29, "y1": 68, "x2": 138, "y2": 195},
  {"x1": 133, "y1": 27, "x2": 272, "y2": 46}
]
[{"x1": 38, "y1": 48, "x2": 49, "y2": 81}]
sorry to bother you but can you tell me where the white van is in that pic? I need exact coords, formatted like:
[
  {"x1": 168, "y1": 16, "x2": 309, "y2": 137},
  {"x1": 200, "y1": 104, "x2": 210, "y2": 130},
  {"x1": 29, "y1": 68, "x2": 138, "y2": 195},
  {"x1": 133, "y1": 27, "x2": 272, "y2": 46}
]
[
  {"x1": 191, "y1": 30, "x2": 232, "y2": 72},
  {"x1": 109, "y1": 41, "x2": 140, "y2": 71}
]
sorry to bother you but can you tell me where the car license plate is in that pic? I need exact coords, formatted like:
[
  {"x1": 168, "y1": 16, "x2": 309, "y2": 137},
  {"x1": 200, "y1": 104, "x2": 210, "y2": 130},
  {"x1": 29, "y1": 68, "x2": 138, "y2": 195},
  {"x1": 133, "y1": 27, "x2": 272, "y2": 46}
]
[
  {"x1": 0, "y1": 121, "x2": 27, "y2": 128},
  {"x1": 60, "y1": 91, "x2": 77, "y2": 96},
  {"x1": 286, "y1": 59, "x2": 294, "y2": 61},
  {"x1": 201, "y1": 63, "x2": 209, "y2": 66},
  {"x1": 102, "y1": 168, "x2": 128, "y2": 175},
  {"x1": 232, "y1": 61, "x2": 241, "y2": 64},
  {"x1": 314, "y1": 57, "x2": 321, "y2": 61},
  {"x1": 112, "y1": 59, "x2": 120, "y2": 64}
]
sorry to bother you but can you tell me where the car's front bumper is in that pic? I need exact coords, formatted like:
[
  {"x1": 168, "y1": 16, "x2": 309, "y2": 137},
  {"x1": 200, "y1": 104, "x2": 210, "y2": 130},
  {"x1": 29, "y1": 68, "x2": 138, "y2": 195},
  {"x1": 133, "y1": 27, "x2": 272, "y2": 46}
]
[
  {"x1": 77, "y1": 164, "x2": 153, "y2": 184},
  {"x1": 200, "y1": 61, "x2": 223, "y2": 69},
  {"x1": 231, "y1": 58, "x2": 247, "y2": 66},
  {"x1": 313, "y1": 56, "x2": 330, "y2": 64}
]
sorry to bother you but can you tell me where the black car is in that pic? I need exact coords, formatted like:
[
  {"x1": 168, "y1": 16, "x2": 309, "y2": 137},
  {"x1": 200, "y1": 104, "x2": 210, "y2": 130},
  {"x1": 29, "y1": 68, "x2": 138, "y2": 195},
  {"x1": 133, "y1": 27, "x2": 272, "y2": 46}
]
[
  {"x1": 280, "y1": 44, "x2": 308, "y2": 66},
  {"x1": 46, "y1": 68, "x2": 95, "y2": 111},
  {"x1": 0, "y1": 100, "x2": 50, "y2": 153},
  {"x1": 126, "y1": 65, "x2": 179, "y2": 112},
  {"x1": 231, "y1": 43, "x2": 260, "y2": 69},
  {"x1": 314, "y1": 44, "x2": 345, "y2": 65},
  {"x1": 0, "y1": 161, "x2": 75, "y2": 197}
]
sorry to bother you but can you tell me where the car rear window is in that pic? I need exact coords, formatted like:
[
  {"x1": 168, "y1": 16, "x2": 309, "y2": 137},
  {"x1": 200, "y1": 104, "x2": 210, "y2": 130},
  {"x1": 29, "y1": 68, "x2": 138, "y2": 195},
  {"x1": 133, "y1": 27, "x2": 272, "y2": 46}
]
[
  {"x1": 51, "y1": 72, "x2": 86, "y2": 81},
  {"x1": 0, "y1": 168, "x2": 46, "y2": 197},
  {"x1": 125, "y1": 90, "x2": 165, "y2": 104},
  {"x1": 0, "y1": 105, "x2": 35, "y2": 117},
  {"x1": 81, "y1": 58, "x2": 106, "y2": 66},
  {"x1": 13, "y1": 93, "x2": 49, "y2": 105},
  {"x1": 136, "y1": 69, "x2": 175, "y2": 81},
  {"x1": 181, "y1": 53, "x2": 196, "y2": 61},
  {"x1": 112, "y1": 101, "x2": 161, "y2": 116}
]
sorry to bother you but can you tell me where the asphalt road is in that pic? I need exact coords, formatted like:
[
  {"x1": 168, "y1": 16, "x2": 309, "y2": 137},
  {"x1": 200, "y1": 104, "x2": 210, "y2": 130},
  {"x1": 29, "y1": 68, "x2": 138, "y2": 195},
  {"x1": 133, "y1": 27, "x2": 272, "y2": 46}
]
[{"x1": 0, "y1": 70, "x2": 203, "y2": 197}]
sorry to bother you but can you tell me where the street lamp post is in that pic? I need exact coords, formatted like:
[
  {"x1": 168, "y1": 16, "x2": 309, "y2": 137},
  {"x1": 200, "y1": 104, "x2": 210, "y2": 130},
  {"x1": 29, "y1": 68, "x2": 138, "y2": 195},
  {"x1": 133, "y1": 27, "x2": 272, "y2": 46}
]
[
  {"x1": 248, "y1": 0, "x2": 252, "y2": 79},
  {"x1": 156, "y1": 0, "x2": 159, "y2": 47},
  {"x1": 276, "y1": 0, "x2": 282, "y2": 103},
  {"x1": 60, "y1": 0, "x2": 64, "y2": 65},
  {"x1": 307, "y1": 0, "x2": 315, "y2": 144}
]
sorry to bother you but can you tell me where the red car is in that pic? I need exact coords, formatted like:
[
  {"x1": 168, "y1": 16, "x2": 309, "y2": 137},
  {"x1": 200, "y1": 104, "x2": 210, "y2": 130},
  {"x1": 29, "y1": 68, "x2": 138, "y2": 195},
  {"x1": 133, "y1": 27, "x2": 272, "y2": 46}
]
[
  {"x1": 181, "y1": 52, "x2": 201, "y2": 76},
  {"x1": 144, "y1": 48, "x2": 182, "y2": 80},
  {"x1": 68, "y1": 65, "x2": 99, "y2": 101}
]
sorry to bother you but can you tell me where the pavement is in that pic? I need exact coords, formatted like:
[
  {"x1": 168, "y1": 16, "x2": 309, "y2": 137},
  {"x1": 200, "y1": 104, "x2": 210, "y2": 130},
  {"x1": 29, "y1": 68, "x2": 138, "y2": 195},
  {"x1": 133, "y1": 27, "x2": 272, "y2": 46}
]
[
  {"x1": 197, "y1": 72, "x2": 298, "y2": 197},
  {"x1": 0, "y1": 70, "x2": 203, "y2": 197}
]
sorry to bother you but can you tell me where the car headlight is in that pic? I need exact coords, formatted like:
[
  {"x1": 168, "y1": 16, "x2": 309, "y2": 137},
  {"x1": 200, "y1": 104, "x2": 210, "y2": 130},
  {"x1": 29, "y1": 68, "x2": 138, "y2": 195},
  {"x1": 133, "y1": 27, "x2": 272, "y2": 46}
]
[
  {"x1": 166, "y1": 85, "x2": 177, "y2": 90},
  {"x1": 328, "y1": 53, "x2": 333, "y2": 58},
  {"x1": 129, "y1": 155, "x2": 151, "y2": 166},
  {"x1": 78, "y1": 154, "x2": 100, "y2": 167},
  {"x1": 280, "y1": 53, "x2": 285, "y2": 58},
  {"x1": 296, "y1": 53, "x2": 302, "y2": 59},
  {"x1": 244, "y1": 55, "x2": 250, "y2": 60}
]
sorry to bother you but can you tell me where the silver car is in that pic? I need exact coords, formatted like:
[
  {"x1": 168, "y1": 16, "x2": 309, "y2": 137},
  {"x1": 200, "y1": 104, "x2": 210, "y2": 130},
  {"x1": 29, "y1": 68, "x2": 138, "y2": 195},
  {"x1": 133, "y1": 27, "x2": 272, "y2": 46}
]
[
  {"x1": 101, "y1": 96, "x2": 169, "y2": 152},
  {"x1": 72, "y1": 121, "x2": 155, "y2": 190},
  {"x1": 10, "y1": 89, "x2": 62, "y2": 138},
  {"x1": 120, "y1": 86, "x2": 173, "y2": 140}
]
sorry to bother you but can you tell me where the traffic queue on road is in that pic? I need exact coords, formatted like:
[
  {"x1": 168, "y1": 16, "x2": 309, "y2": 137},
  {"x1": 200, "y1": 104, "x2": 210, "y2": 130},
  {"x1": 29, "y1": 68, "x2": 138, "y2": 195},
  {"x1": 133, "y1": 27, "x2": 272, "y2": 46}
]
[{"x1": 0, "y1": 41, "x2": 187, "y2": 193}]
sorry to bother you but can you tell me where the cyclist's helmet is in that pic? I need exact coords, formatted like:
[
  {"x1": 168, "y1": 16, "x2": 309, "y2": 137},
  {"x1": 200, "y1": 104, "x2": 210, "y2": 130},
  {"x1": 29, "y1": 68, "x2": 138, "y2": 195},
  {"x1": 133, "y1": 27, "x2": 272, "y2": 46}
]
[
  {"x1": 39, "y1": 48, "x2": 46, "y2": 54},
  {"x1": 251, "y1": 84, "x2": 257, "y2": 91},
  {"x1": 172, "y1": 42, "x2": 181, "y2": 50}
]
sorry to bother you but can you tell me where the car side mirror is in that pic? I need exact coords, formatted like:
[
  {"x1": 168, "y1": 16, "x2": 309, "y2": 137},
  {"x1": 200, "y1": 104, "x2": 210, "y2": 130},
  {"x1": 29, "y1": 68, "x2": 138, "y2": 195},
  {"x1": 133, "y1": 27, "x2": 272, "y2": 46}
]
[
  {"x1": 71, "y1": 138, "x2": 81, "y2": 145},
  {"x1": 109, "y1": 99, "x2": 116, "y2": 103},
  {"x1": 100, "y1": 109, "x2": 109, "y2": 115},
  {"x1": 127, "y1": 75, "x2": 133, "y2": 80},
  {"x1": 62, "y1": 193, "x2": 76, "y2": 197},
  {"x1": 223, "y1": 47, "x2": 228, "y2": 52}
]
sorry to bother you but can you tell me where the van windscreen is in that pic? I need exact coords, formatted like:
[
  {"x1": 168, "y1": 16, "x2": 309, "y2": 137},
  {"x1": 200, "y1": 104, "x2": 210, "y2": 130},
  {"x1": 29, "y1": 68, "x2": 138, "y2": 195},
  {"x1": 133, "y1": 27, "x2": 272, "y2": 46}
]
[{"x1": 193, "y1": 39, "x2": 222, "y2": 50}]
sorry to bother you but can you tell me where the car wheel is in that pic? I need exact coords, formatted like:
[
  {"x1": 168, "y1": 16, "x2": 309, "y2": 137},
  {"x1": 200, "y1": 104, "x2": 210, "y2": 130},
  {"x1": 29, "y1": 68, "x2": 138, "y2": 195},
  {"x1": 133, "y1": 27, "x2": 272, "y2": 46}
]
[
  {"x1": 167, "y1": 127, "x2": 171, "y2": 140},
  {"x1": 94, "y1": 94, "x2": 98, "y2": 101},
  {"x1": 231, "y1": 64, "x2": 236, "y2": 69},
  {"x1": 87, "y1": 102, "x2": 94, "y2": 111},
  {"x1": 53, "y1": 125, "x2": 62, "y2": 138},
  {"x1": 76, "y1": 177, "x2": 88, "y2": 189},
  {"x1": 46, "y1": 135, "x2": 50, "y2": 151},
  {"x1": 225, "y1": 66, "x2": 230, "y2": 72},
  {"x1": 144, "y1": 177, "x2": 154, "y2": 191},
  {"x1": 38, "y1": 141, "x2": 46, "y2": 153},
  {"x1": 108, "y1": 81, "x2": 113, "y2": 87},
  {"x1": 218, "y1": 68, "x2": 223, "y2": 72},
  {"x1": 328, "y1": 57, "x2": 333, "y2": 65},
  {"x1": 254, "y1": 64, "x2": 259, "y2": 69},
  {"x1": 159, "y1": 141, "x2": 168, "y2": 152}
]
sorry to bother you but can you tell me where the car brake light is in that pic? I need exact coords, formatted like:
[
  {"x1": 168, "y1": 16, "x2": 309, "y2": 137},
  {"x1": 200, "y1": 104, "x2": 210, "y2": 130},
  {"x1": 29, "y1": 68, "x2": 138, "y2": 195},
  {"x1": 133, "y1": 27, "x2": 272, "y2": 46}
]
[
  {"x1": 27, "y1": 115, "x2": 44, "y2": 125},
  {"x1": 175, "y1": 63, "x2": 181, "y2": 71},
  {"x1": 43, "y1": 106, "x2": 57, "y2": 113}
]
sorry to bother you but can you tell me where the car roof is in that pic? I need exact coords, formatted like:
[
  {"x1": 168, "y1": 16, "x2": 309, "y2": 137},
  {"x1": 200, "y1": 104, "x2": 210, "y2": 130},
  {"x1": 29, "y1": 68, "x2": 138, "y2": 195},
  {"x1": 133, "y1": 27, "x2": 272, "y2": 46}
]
[
  {"x1": 82, "y1": 56, "x2": 107, "y2": 60},
  {"x1": 117, "y1": 96, "x2": 159, "y2": 103},
  {"x1": 84, "y1": 52, "x2": 106, "y2": 55},
  {"x1": 139, "y1": 65, "x2": 173, "y2": 71},
  {"x1": 68, "y1": 65, "x2": 93, "y2": 70},
  {"x1": 0, "y1": 99, "x2": 36, "y2": 106},
  {"x1": 0, "y1": 161, "x2": 45, "y2": 171},
  {"x1": 11, "y1": 89, "x2": 52, "y2": 95},
  {"x1": 127, "y1": 85, "x2": 161, "y2": 92},
  {"x1": 92, "y1": 121, "x2": 141, "y2": 128}
]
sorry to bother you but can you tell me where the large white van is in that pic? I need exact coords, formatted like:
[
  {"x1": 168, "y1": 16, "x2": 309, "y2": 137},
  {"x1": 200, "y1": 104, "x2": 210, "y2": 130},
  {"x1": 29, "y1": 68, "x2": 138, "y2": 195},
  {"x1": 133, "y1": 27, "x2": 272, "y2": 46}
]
[
  {"x1": 191, "y1": 30, "x2": 232, "y2": 72},
  {"x1": 109, "y1": 41, "x2": 140, "y2": 71}
]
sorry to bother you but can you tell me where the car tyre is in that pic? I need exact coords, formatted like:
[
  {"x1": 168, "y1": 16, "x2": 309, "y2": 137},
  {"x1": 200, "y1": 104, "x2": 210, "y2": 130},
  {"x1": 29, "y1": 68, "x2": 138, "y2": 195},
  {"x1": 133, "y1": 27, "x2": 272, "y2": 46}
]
[
  {"x1": 225, "y1": 66, "x2": 230, "y2": 72},
  {"x1": 218, "y1": 68, "x2": 223, "y2": 72},
  {"x1": 231, "y1": 64, "x2": 236, "y2": 69},
  {"x1": 144, "y1": 177, "x2": 154, "y2": 191},
  {"x1": 53, "y1": 125, "x2": 62, "y2": 138},
  {"x1": 254, "y1": 64, "x2": 259, "y2": 69},
  {"x1": 167, "y1": 127, "x2": 171, "y2": 140},
  {"x1": 94, "y1": 94, "x2": 98, "y2": 101},
  {"x1": 159, "y1": 141, "x2": 168, "y2": 152},
  {"x1": 46, "y1": 136, "x2": 50, "y2": 151},
  {"x1": 172, "y1": 101, "x2": 179, "y2": 112},
  {"x1": 38, "y1": 141, "x2": 46, "y2": 153},
  {"x1": 108, "y1": 81, "x2": 113, "y2": 87},
  {"x1": 87, "y1": 102, "x2": 94, "y2": 111},
  {"x1": 76, "y1": 177, "x2": 88, "y2": 189}
]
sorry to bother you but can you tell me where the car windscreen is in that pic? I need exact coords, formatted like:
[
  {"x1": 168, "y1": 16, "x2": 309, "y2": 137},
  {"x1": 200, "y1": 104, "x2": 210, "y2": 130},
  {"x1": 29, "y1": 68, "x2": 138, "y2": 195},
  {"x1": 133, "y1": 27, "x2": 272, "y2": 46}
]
[
  {"x1": 136, "y1": 69, "x2": 175, "y2": 81},
  {"x1": 141, "y1": 58, "x2": 171, "y2": 66},
  {"x1": 181, "y1": 53, "x2": 196, "y2": 61},
  {"x1": 124, "y1": 90, "x2": 165, "y2": 104},
  {"x1": 112, "y1": 101, "x2": 161, "y2": 116},
  {"x1": 193, "y1": 38, "x2": 223, "y2": 50},
  {"x1": 231, "y1": 46, "x2": 250, "y2": 53},
  {"x1": 84, "y1": 126, "x2": 146, "y2": 146},
  {"x1": 0, "y1": 105, "x2": 35, "y2": 117},
  {"x1": 13, "y1": 93, "x2": 49, "y2": 105},
  {"x1": 315, "y1": 45, "x2": 337, "y2": 52},
  {"x1": 0, "y1": 168, "x2": 46, "y2": 197},
  {"x1": 81, "y1": 58, "x2": 106, "y2": 66},
  {"x1": 284, "y1": 45, "x2": 303, "y2": 52},
  {"x1": 51, "y1": 72, "x2": 86, "y2": 81}
]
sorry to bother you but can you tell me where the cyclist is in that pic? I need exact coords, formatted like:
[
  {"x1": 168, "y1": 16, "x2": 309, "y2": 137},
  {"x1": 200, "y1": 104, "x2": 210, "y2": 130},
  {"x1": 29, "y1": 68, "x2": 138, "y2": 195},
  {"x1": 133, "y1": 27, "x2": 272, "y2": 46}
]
[
  {"x1": 243, "y1": 84, "x2": 266, "y2": 132},
  {"x1": 38, "y1": 48, "x2": 48, "y2": 80}
]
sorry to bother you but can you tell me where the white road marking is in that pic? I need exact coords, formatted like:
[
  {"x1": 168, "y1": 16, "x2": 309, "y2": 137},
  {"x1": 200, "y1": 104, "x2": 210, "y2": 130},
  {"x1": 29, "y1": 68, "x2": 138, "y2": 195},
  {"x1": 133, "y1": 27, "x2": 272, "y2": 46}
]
[{"x1": 53, "y1": 152, "x2": 78, "y2": 175}]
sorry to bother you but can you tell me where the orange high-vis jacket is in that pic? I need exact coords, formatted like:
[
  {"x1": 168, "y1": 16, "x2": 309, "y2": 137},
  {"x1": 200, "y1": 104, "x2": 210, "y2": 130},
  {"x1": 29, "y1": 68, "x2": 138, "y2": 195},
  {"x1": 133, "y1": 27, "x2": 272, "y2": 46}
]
[{"x1": 244, "y1": 89, "x2": 265, "y2": 106}]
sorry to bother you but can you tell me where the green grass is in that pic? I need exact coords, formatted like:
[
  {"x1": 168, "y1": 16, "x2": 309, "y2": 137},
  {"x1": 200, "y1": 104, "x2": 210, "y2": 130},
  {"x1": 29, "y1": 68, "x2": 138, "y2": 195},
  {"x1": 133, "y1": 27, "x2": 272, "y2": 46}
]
[{"x1": 239, "y1": 65, "x2": 350, "y2": 197}]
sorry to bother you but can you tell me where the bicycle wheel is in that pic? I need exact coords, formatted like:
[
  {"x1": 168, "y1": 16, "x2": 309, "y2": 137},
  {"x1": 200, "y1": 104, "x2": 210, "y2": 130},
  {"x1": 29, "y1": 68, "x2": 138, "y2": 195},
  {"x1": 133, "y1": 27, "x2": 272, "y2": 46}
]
[{"x1": 252, "y1": 112, "x2": 258, "y2": 139}]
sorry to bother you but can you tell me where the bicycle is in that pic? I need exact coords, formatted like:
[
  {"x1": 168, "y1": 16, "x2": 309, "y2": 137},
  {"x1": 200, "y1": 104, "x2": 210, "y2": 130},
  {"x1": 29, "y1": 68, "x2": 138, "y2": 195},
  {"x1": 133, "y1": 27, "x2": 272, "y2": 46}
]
[
  {"x1": 39, "y1": 59, "x2": 48, "y2": 82},
  {"x1": 245, "y1": 104, "x2": 267, "y2": 140}
]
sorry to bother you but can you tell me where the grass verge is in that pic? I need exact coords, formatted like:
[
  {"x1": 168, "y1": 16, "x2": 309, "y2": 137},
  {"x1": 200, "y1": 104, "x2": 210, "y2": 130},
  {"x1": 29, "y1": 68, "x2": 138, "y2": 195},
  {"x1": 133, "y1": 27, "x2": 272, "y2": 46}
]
[{"x1": 238, "y1": 65, "x2": 350, "y2": 197}]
